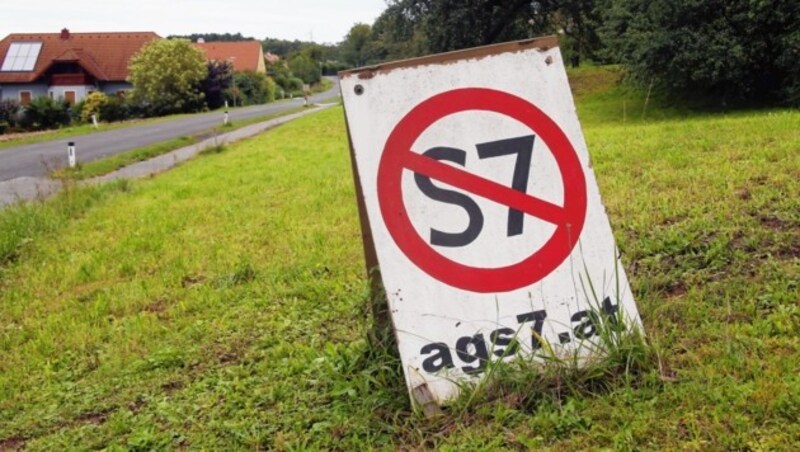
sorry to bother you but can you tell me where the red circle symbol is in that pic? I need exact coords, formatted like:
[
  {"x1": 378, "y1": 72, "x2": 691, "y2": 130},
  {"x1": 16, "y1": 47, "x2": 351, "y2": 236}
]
[{"x1": 377, "y1": 88, "x2": 587, "y2": 293}]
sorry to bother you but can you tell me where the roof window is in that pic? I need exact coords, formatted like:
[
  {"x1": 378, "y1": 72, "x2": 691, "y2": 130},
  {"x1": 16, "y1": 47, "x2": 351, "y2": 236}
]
[{"x1": 1, "y1": 42, "x2": 43, "y2": 71}]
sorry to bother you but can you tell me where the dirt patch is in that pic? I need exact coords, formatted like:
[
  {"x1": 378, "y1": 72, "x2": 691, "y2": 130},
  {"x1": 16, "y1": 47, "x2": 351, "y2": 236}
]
[
  {"x1": 666, "y1": 283, "x2": 688, "y2": 298},
  {"x1": 144, "y1": 297, "x2": 168, "y2": 314},
  {"x1": 759, "y1": 215, "x2": 791, "y2": 231},
  {"x1": 161, "y1": 380, "x2": 184, "y2": 394},
  {"x1": 0, "y1": 436, "x2": 26, "y2": 451},
  {"x1": 75, "y1": 409, "x2": 112, "y2": 426},
  {"x1": 776, "y1": 244, "x2": 800, "y2": 260},
  {"x1": 128, "y1": 398, "x2": 146, "y2": 414},
  {"x1": 734, "y1": 188, "x2": 751, "y2": 200},
  {"x1": 180, "y1": 274, "x2": 206, "y2": 288},
  {"x1": 217, "y1": 351, "x2": 240, "y2": 365}
]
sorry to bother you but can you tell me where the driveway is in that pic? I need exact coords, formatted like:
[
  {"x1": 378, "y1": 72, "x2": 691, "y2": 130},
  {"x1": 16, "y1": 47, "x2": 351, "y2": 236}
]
[{"x1": 0, "y1": 80, "x2": 340, "y2": 181}]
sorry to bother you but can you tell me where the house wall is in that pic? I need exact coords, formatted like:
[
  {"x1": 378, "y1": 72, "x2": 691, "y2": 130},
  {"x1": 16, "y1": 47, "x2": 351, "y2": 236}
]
[
  {"x1": 99, "y1": 82, "x2": 133, "y2": 96},
  {"x1": 48, "y1": 85, "x2": 94, "y2": 102},
  {"x1": 256, "y1": 46, "x2": 267, "y2": 74},
  {"x1": 0, "y1": 82, "x2": 133, "y2": 103},
  {"x1": 0, "y1": 83, "x2": 48, "y2": 102}
]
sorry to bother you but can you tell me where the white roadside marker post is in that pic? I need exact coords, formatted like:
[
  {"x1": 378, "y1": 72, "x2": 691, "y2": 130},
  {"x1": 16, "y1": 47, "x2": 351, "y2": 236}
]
[
  {"x1": 67, "y1": 141, "x2": 76, "y2": 168},
  {"x1": 224, "y1": 110, "x2": 229, "y2": 125}
]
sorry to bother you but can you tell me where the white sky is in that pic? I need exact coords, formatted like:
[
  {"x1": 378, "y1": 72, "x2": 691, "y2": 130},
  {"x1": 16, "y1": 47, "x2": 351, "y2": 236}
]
[{"x1": 0, "y1": 0, "x2": 387, "y2": 45}]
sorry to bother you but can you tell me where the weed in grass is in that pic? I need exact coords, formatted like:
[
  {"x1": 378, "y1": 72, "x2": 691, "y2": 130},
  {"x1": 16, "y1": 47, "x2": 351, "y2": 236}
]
[{"x1": 447, "y1": 290, "x2": 658, "y2": 417}]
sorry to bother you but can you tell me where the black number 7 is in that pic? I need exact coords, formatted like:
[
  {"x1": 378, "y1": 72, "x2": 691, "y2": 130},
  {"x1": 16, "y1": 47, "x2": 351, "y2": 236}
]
[{"x1": 476, "y1": 135, "x2": 535, "y2": 237}]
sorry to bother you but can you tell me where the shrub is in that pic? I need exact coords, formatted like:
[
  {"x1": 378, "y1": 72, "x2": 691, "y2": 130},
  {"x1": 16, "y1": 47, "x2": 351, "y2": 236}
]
[
  {"x1": 286, "y1": 77, "x2": 305, "y2": 95},
  {"x1": 80, "y1": 92, "x2": 109, "y2": 123},
  {"x1": 19, "y1": 96, "x2": 71, "y2": 130},
  {"x1": 99, "y1": 95, "x2": 132, "y2": 122},
  {"x1": 0, "y1": 99, "x2": 20, "y2": 133},
  {"x1": 202, "y1": 60, "x2": 234, "y2": 110},
  {"x1": 264, "y1": 76, "x2": 277, "y2": 103},
  {"x1": 71, "y1": 99, "x2": 86, "y2": 124},
  {"x1": 226, "y1": 71, "x2": 277, "y2": 106}
]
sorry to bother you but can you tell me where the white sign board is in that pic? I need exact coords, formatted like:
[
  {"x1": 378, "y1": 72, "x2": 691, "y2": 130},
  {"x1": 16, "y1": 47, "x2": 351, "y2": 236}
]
[{"x1": 340, "y1": 38, "x2": 642, "y2": 404}]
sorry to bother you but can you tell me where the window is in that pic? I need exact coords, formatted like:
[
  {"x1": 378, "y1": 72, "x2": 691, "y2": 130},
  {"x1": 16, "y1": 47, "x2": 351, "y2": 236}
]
[
  {"x1": 1, "y1": 42, "x2": 43, "y2": 71},
  {"x1": 19, "y1": 91, "x2": 32, "y2": 106},
  {"x1": 64, "y1": 91, "x2": 76, "y2": 104}
]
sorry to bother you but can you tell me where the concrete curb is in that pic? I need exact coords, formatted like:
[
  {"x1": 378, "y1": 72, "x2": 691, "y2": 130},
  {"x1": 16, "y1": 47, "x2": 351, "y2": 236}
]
[{"x1": 0, "y1": 104, "x2": 336, "y2": 209}]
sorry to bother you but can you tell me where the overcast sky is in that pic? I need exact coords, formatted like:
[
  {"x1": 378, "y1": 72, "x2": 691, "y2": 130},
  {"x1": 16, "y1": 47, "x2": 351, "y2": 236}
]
[{"x1": 1, "y1": 0, "x2": 387, "y2": 45}]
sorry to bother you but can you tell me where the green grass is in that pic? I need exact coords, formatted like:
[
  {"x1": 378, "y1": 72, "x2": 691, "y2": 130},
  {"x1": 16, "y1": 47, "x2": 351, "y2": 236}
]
[
  {"x1": 1, "y1": 69, "x2": 799, "y2": 449},
  {"x1": 52, "y1": 106, "x2": 309, "y2": 181},
  {"x1": 52, "y1": 136, "x2": 197, "y2": 180}
]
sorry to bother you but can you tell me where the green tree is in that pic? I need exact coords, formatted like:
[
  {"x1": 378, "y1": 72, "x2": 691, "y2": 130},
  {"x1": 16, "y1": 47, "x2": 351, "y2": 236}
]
[
  {"x1": 555, "y1": 0, "x2": 606, "y2": 66},
  {"x1": 422, "y1": 0, "x2": 544, "y2": 52},
  {"x1": 600, "y1": 0, "x2": 800, "y2": 106},
  {"x1": 288, "y1": 53, "x2": 321, "y2": 85},
  {"x1": 367, "y1": 0, "x2": 602, "y2": 62},
  {"x1": 340, "y1": 23, "x2": 374, "y2": 67},
  {"x1": 369, "y1": 1, "x2": 429, "y2": 61},
  {"x1": 129, "y1": 39, "x2": 208, "y2": 115}
]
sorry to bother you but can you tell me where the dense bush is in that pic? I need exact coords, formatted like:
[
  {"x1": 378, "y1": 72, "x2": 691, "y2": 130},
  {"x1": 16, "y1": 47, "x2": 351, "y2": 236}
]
[
  {"x1": 263, "y1": 76, "x2": 277, "y2": 103},
  {"x1": 19, "y1": 97, "x2": 71, "y2": 130},
  {"x1": 0, "y1": 99, "x2": 21, "y2": 134},
  {"x1": 286, "y1": 77, "x2": 305, "y2": 95},
  {"x1": 226, "y1": 71, "x2": 277, "y2": 106},
  {"x1": 600, "y1": 0, "x2": 800, "y2": 106},
  {"x1": 202, "y1": 60, "x2": 234, "y2": 110},
  {"x1": 100, "y1": 95, "x2": 142, "y2": 122},
  {"x1": 80, "y1": 92, "x2": 109, "y2": 123}
]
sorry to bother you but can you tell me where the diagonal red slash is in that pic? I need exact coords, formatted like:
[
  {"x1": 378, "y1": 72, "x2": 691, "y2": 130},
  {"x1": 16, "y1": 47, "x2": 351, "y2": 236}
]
[{"x1": 404, "y1": 151, "x2": 565, "y2": 226}]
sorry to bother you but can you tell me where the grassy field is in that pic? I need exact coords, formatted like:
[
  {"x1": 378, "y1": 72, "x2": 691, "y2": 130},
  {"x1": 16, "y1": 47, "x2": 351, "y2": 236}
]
[
  {"x1": 0, "y1": 69, "x2": 798, "y2": 449},
  {"x1": 51, "y1": 106, "x2": 310, "y2": 181}
]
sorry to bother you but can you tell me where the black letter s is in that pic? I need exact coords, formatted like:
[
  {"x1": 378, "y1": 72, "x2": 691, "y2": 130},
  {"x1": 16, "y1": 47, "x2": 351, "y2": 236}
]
[{"x1": 414, "y1": 147, "x2": 484, "y2": 247}]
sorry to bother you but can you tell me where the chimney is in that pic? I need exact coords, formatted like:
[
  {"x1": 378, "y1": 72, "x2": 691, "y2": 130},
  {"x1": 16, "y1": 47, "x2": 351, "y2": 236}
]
[{"x1": 61, "y1": 28, "x2": 70, "y2": 40}]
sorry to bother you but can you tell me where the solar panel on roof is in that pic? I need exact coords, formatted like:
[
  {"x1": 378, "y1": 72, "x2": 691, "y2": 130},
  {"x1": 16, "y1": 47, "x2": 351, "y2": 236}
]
[{"x1": 1, "y1": 42, "x2": 43, "y2": 71}]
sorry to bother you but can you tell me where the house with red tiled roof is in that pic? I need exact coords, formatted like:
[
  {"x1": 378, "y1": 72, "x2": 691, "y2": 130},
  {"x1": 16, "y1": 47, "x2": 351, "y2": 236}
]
[
  {"x1": 193, "y1": 40, "x2": 266, "y2": 74},
  {"x1": 0, "y1": 28, "x2": 159, "y2": 105}
]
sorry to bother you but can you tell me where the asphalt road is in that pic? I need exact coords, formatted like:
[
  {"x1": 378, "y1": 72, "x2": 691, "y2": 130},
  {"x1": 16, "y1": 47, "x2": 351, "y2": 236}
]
[{"x1": 0, "y1": 80, "x2": 340, "y2": 181}]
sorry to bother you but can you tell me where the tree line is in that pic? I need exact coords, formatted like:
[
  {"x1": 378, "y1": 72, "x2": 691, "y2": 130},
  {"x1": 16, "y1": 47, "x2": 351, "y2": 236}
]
[{"x1": 336, "y1": 0, "x2": 799, "y2": 107}]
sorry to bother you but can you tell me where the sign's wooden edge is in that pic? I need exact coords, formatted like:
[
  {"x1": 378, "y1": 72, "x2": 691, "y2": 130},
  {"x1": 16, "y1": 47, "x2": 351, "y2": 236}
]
[
  {"x1": 342, "y1": 106, "x2": 392, "y2": 334},
  {"x1": 338, "y1": 36, "x2": 558, "y2": 80}
]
